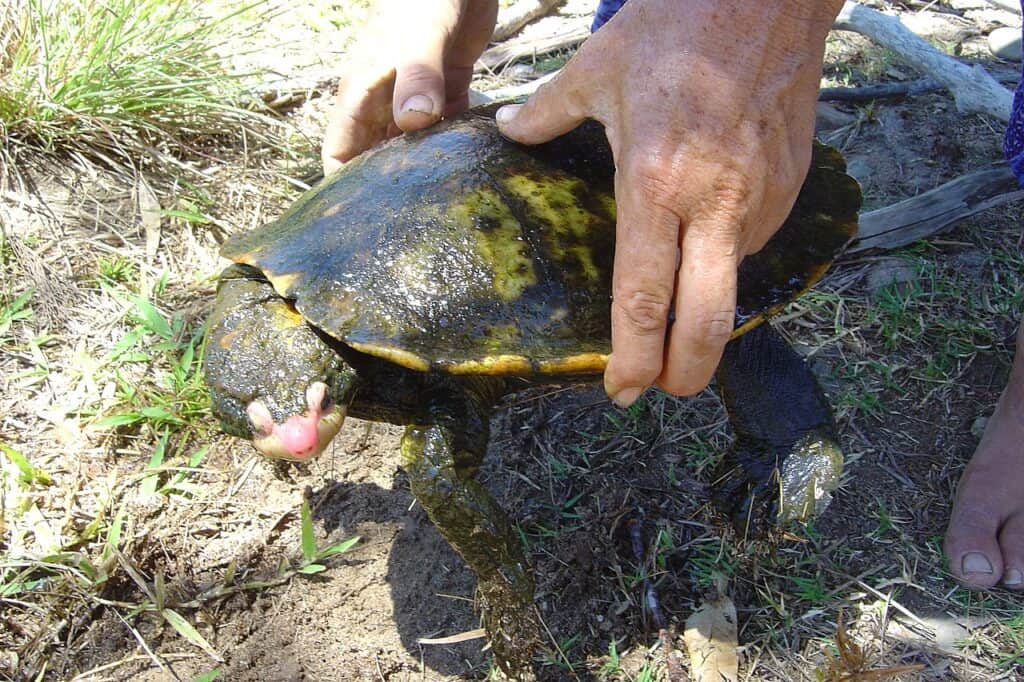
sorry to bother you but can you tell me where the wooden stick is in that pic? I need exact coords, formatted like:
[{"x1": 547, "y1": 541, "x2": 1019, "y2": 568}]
[
  {"x1": 851, "y1": 162, "x2": 1023, "y2": 253},
  {"x1": 819, "y1": 77, "x2": 943, "y2": 102},
  {"x1": 492, "y1": 0, "x2": 565, "y2": 42},
  {"x1": 477, "y1": 20, "x2": 589, "y2": 72},
  {"x1": 985, "y1": 0, "x2": 1022, "y2": 14},
  {"x1": 834, "y1": 1, "x2": 1013, "y2": 121}
]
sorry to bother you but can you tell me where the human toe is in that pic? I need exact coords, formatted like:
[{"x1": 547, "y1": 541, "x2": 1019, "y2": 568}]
[
  {"x1": 945, "y1": 507, "x2": 1004, "y2": 589},
  {"x1": 997, "y1": 514, "x2": 1024, "y2": 590}
]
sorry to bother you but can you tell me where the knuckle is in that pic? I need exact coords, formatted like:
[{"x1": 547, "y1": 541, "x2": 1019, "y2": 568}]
[
  {"x1": 689, "y1": 309, "x2": 735, "y2": 349},
  {"x1": 614, "y1": 289, "x2": 672, "y2": 334},
  {"x1": 623, "y1": 154, "x2": 677, "y2": 202},
  {"x1": 709, "y1": 173, "x2": 752, "y2": 217}
]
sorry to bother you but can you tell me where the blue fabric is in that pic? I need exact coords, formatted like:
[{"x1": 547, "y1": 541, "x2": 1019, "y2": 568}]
[
  {"x1": 1005, "y1": 10, "x2": 1024, "y2": 186},
  {"x1": 592, "y1": 0, "x2": 627, "y2": 32},
  {"x1": 593, "y1": 0, "x2": 1024, "y2": 186}
]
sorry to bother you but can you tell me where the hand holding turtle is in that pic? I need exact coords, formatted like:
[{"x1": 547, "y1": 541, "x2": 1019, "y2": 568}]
[
  {"x1": 496, "y1": 0, "x2": 844, "y2": 405},
  {"x1": 321, "y1": 0, "x2": 498, "y2": 173}
]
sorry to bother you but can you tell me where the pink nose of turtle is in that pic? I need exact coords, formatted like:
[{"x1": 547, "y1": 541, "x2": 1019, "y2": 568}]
[{"x1": 276, "y1": 415, "x2": 321, "y2": 459}]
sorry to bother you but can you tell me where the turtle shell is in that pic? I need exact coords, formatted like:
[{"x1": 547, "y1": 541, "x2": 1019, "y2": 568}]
[{"x1": 221, "y1": 112, "x2": 860, "y2": 375}]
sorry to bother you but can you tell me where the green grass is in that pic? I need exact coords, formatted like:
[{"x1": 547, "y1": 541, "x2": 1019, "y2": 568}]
[
  {"x1": 0, "y1": 0, "x2": 281, "y2": 171},
  {"x1": 90, "y1": 283, "x2": 209, "y2": 434},
  {"x1": 688, "y1": 537, "x2": 737, "y2": 589}
]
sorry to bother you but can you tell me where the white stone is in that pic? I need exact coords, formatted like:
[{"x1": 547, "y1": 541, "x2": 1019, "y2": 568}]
[{"x1": 989, "y1": 25, "x2": 1023, "y2": 60}]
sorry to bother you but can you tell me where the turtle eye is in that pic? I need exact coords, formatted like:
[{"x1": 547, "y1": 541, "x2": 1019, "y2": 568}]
[{"x1": 320, "y1": 392, "x2": 333, "y2": 411}]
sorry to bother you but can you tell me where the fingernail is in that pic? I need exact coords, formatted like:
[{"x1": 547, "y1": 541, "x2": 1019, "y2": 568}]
[
  {"x1": 962, "y1": 552, "x2": 994, "y2": 575},
  {"x1": 611, "y1": 386, "x2": 644, "y2": 408},
  {"x1": 400, "y1": 94, "x2": 436, "y2": 116},
  {"x1": 1004, "y1": 568, "x2": 1023, "y2": 586},
  {"x1": 496, "y1": 104, "x2": 521, "y2": 124}
]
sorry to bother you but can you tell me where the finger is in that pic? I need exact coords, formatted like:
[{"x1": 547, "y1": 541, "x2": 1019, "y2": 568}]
[
  {"x1": 603, "y1": 160, "x2": 681, "y2": 407},
  {"x1": 391, "y1": 3, "x2": 463, "y2": 132},
  {"x1": 658, "y1": 213, "x2": 741, "y2": 396},
  {"x1": 495, "y1": 63, "x2": 591, "y2": 144},
  {"x1": 321, "y1": 68, "x2": 398, "y2": 173},
  {"x1": 442, "y1": 0, "x2": 499, "y2": 116}
]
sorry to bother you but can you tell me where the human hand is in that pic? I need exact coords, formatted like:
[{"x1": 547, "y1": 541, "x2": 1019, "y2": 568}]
[
  {"x1": 496, "y1": 0, "x2": 844, "y2": 405},
  {"x1": 322, "y1": 0, "x2": 498, "y2": 173}
]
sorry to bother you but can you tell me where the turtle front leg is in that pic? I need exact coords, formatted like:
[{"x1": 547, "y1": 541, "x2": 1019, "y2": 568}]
[
  {"x1": 712, "y1": 325, "x2": 844, "y2": 534},
  {"x1": 401, "y1": 424, "x2": 539, "y2": 678}
]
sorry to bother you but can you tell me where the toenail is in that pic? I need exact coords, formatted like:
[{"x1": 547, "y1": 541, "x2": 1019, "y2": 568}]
[
  {"x1": 1004, "y1": 568, "x2": 1023, "y2": 586},
  {"x1": 962, "y1": 552, "x2": 994, "y2": 575}
]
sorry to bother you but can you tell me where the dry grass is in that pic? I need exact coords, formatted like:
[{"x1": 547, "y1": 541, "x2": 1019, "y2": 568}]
[{"x1": 1, "y1": 1, "x2": 1023, "y2": 680}]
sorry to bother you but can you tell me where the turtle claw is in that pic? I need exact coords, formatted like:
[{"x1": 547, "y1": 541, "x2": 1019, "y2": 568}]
[
  {"x1": 712, "y1": 429, "x2": 844, "y2": 534},
  {"x1": 711, "y1": 447, "x2": 781, "y2": 536}
]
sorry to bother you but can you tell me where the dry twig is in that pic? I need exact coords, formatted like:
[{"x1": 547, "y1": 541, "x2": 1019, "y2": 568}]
[{"x1": 834, "y1": 1, "x2": 1013, "y2": 121}]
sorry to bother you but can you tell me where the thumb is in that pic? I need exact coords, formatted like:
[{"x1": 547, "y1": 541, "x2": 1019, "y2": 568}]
[
  {"x1": 495, "y1": 70, "x2": 590, "y2": 144},
  {"x1": 392, "y1": 60, "x2": 445, "y2": 133}
]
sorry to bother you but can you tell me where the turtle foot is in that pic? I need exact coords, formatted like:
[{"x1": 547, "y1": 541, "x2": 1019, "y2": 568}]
[
  {"x1": 401, "y1": 423, "x2": 540, "y2": 677},
  {"x1": 713, "y1": 326, "x2": 844, "y2": 534},
  {"x1": 480, "y1": 576, "x2": 541, "y2": 679},
  {"x1": 712, "y1": 429, "x2": 843, "y2": 534}
]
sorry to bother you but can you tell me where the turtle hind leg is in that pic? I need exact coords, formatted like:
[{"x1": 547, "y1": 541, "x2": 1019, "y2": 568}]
[
  {"x1": 712, "y1": 325, "x2": 843, "y2": 535},
  {"x1": 401, "y1": 423, "x2": 539, "y2": 679}
]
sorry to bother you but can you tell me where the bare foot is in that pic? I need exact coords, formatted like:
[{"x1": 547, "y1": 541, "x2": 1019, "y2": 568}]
[{"x1": 944, "y1": 324, "x2": 1024, "y2": 590}]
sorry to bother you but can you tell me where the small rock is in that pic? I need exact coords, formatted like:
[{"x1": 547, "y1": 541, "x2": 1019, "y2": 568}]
[
  {"x1": 504, "y1": 63, "x2": 537, "y2": 79},
  {"x1": 900, "y1": 11, "x2": 979, "y2": 45},
  {"x1": 844, "y1": 156, "x2": 872, "y2": 184},
  {"x1": 866, "y1": 258, "x2": 918, "y2": 298},
  {"x1": 971, "y1": 416, "x2": 989, "y2": 439},
  {"x1": 955, "y1": 249, "x2": 987, "y2": 275},
  {"x1": 989, "y1": 26, "x2": 1023, "y2": 61},
  {"x1": 815, "y1": 102, "x2": 856, "y2": 132}
]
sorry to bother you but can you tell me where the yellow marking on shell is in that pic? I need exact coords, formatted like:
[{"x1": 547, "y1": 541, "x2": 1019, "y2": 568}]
[
  {"x1": 538, "y1": 353, "x2": 608, "y2": 374},
  {"x1": 231, "y1": 248, "x2": 263, "y2": 266},
  {"x1": 502, "y1": 174, "x2": 590, "y2": 238},
  {"x1": 568, "y1": 245, "x2": 599, "y2": 282},
  {"x1": 599, "y1": 193, "x2": 617, "y2": 220},
  {"x1": 446, "y1": 354, "x2": 533, "y2": 375},
  {"x1": 347, "y1": 341, "x2": 431, "y2": 372},
  {"x1": 271, "y1": 300, "x2": 307, "y2": 327},
  {"x1": 450, "y1": 187, "x2": 536, "y2": 301},
  {"x1": 323, "y1": 202, "x2": 342, "y2": 218},
  {"x1": 266, "y1": 272, "x2": 301, "y2": 298},
  {"x1": 502, "y1": 174, "x2": 610, "y2": 282}
]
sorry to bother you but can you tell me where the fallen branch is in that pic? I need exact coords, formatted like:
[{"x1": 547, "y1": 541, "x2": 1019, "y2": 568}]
[
  {"x1": 851, "y1": 162, "x2": 1024, "y2": 253},
  {"x1": 477, "y1": 18, "x2": 589, "y2": 72},
  {"x1": 834, "y1": 1, "x2": 1013, "y2": 121},
  {"x1": 819, "y1": 77, "x2": 943, "y2": 102},
  {"x1": 492, "y1": 0, "x2": 565, "y2": 42},
  {"x1": 986, "y1": 0, "x2": 1022, "y2": 14},
  {"x1": 473, "y1": 70, "x2": 559, "y2": 105}
]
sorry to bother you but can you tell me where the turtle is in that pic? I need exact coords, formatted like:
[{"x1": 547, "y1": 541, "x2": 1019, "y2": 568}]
[{"x1": 203, "y1": 107, "x2": 861, "y2": 677}]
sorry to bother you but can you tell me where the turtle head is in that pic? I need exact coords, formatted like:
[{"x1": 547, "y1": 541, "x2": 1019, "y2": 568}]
[
  {"x1": 205, "y1": 267, "x2": 359, "y2": 462},
  {"x1": 244, "y1": 379, "x2": 349, "y2": 461}
]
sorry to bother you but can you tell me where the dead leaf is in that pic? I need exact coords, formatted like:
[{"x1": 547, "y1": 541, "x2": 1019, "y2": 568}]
[
  {"x1": 136, "y1": 174, "x2": 161, "y2": 262},
  {"x1": 684, "y1": 594, "x2": 739, "y2": 682}
]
